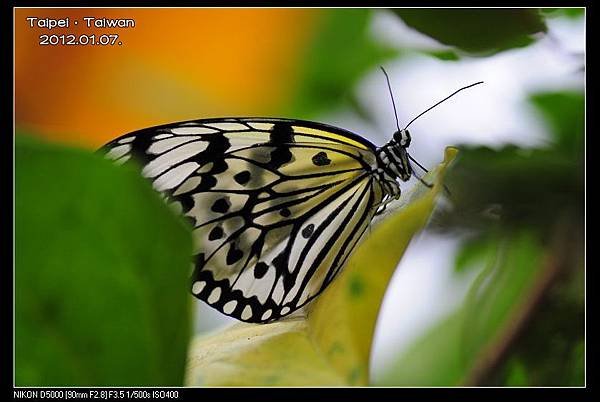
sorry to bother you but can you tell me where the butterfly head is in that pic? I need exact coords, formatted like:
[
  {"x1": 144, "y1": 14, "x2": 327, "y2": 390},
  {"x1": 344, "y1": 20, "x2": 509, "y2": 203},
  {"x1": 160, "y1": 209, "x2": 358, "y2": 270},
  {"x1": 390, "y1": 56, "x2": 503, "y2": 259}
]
[{"x1": 393, "y1": 129, "x2": 411, "y2": 148}]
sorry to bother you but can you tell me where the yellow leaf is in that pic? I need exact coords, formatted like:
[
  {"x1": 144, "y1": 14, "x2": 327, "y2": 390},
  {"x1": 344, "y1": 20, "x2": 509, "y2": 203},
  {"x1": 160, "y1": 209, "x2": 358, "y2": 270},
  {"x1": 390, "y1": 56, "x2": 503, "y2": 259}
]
[{"x1": 185, "y1": 147, "x2": 458, "y2": 386}]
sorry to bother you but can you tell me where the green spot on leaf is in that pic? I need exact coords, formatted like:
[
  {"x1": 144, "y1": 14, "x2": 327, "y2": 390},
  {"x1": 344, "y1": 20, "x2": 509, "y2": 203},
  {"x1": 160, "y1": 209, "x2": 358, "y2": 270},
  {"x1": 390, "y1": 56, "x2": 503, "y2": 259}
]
[{"x1": 348, "y1": 275, "x2": 366, "y2": 299}]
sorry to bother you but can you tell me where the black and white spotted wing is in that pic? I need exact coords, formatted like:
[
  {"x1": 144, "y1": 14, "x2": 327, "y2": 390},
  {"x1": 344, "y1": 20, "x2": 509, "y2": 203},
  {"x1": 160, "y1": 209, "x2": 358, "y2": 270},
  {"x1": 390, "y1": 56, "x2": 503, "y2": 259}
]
[{"x1": 101, "y1": 117, "x2": 397, "y2": 323}]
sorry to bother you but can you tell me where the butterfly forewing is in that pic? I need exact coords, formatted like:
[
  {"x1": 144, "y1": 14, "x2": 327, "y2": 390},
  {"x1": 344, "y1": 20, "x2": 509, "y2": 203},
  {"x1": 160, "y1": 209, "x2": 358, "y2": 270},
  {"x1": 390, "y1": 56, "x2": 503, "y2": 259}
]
[{"x1": 101, "y1": 118, "x2": 385, "y2": 323}]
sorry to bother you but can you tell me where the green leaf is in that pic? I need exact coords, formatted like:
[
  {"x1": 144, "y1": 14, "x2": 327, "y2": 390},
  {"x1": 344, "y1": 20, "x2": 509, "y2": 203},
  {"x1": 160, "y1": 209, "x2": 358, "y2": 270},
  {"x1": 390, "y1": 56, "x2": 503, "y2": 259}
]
[
  {"x1": 391, "y1": 9, "x2": 547, "y2": 55},
  {"x1": 440, "y1": 145, "x2": 583, "y2": 231},
  {"x1": 376, "y1": 229, "x2": 546, "y2": 386},
  {"x1": 540, "y1": 8, "x2": 585, "y2": 19},
  {"x1": 529, "y1": 91, "x2": 584, "y2": 158},
  {"x1": 185, "y1": 148, "x2": 458, "y2": 386},
  {"x1": 503, "y1": 358, "x2": 530, "y2": 386},
  {"x1": 15, "y1": 135, "x2": 193, "y2": 386},
  {"x1": 486, "y1": 261, "x2": 584, "y2": 386},
  {"x1": 454, "y1": 233, "x2": 496, "y2": 273},
  {"x1": 286, "y1": 9, "x2": 397, "y2": 118},
  {"x1": 424, "y1": 49, "x2": 461, "y2": 61}
]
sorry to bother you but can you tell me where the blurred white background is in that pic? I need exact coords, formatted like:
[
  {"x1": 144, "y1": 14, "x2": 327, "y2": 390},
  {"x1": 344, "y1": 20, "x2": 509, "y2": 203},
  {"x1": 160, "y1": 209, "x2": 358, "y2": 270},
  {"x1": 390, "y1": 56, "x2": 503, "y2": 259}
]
[{"x1": 193, "y1": 9, "x2": 585, "y2": 383}]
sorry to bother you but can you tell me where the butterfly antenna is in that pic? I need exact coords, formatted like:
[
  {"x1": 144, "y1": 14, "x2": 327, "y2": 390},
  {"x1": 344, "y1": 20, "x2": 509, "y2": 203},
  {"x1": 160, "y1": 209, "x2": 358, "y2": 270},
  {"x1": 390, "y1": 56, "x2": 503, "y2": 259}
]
[
  {"x1": 380, "y1": 66, "x2": 401, "y2": 132},
  {"x1": 404, "y1": 81, "x2": 484, "y2": 130}
]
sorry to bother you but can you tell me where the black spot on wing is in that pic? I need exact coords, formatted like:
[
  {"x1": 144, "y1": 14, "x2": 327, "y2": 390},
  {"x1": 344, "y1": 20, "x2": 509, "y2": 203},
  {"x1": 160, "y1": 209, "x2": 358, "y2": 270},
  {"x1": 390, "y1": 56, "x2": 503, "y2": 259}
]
[
  {"x1": 269, "y1": 122, "x2": 294, "y2": 144},
  {"x1": 279, "y1": 208, "x2": 291, "y2": 217},
  {"x1": 226, "y1": 243, "x2": 244, "y2": 265},
  {"x1": 268, "y1": 147, "x2": 294, "y2": 169},
  {"x1": 234, "y1": 170, "x2": 251, "y2": 185},
  {"x1": 254, "y1": 262, "x2": 269, "y2": 279},
  {"x1": 211, "y1": 197, "x2": 231, "y2": 213},
  {"x1": 301, "y1": 224, "x2": 315, "y2": 239},
  {"x1": 208, "y1": 226, "x2": 224, "y2": 241},
  {"x1": 179, "y1": 194, "x2": 195, "y2": 214},
  {"x1": 312, "y1": 151, "x2": 331, "y2": 166},
  {"x1": 198, "y1": 175, "x2": 217, "y2": 191},
  {"x1": 267, "y1": 123, "x2": 295, "y2": 169}
]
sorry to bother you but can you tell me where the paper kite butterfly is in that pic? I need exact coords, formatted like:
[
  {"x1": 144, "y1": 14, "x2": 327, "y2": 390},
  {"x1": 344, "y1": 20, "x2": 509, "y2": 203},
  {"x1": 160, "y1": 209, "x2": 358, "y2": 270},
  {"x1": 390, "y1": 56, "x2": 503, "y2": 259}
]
[{"x1": 99, "y1": 69, "x2": 482, "y2": 323}]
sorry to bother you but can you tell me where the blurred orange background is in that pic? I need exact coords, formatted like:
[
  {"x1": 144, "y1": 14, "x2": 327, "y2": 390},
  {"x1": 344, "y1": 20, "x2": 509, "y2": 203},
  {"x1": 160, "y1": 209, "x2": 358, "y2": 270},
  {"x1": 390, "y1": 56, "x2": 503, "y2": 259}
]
[{"x1": 15, "y1": 8, "x2": 319, "y2": 148}]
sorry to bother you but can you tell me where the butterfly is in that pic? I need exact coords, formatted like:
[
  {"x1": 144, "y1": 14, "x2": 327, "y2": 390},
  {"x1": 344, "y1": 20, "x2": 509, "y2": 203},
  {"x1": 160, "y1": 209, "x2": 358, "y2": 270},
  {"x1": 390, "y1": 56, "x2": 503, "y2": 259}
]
[{"x1": 99, "y1": 70, "x2": 482, "y2": 323}]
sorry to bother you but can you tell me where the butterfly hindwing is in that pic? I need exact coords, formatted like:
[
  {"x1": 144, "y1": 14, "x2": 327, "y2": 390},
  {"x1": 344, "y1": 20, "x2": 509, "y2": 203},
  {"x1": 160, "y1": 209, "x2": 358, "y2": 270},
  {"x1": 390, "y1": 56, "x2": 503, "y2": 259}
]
[{"x1": 101, "y1": 118, "x2": 385, "y2": 322}]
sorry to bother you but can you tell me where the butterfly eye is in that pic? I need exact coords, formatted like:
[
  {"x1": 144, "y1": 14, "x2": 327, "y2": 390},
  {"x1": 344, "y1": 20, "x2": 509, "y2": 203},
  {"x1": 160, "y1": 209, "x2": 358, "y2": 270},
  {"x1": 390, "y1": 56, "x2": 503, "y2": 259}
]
[
  {"x1": 402, "y1": 130, "x2": 411, "y2": 146},
  {"x1": 393, "y1": 129, "x2": 410, "y2": 147},
  {"x1": 392, "y1": 130, "x2": 403, "y2": 143}
]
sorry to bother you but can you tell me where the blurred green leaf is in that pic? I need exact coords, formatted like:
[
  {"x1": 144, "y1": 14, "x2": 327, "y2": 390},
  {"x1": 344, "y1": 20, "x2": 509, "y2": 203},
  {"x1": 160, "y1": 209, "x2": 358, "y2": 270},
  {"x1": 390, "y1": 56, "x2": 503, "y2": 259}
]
[
  {"x1": 454, "y1": 233, "x2": 495, "y2": 273},
  {"x1": 529, "y1": 91, "x2": 584, "y2": 158},
  {"x1": 503, "y1": 358, "x2": 530, "y2": 386},
  {"x1": 485, "y1": 262, "x2": 584, "y2": 386},
  {"x1": 15, "y1": 135, "x2": 193, "y2": 386},
  {"x1": 287, "y1": 9, "x2": 397, "y2": 118},
  {"x1": 461, "y1": 231, "x2": 544, "y2": 363},
  {"x1": 441, "y1": 145, "x2": 582, "y2": 232},
  {"x1": 391, "y1": 9, "x2": 547, "y2": 55},
  {"x1": 376, "y1": 229, "x2": 545, "y2": 386},
  {"x1": 541, "y1": 8, "x2": 585, "y2": 19},
  {"x1": 424, "y1": 49, "x2": 461, "y2": 61},
  {"x1": 185, "y1": 148, "x2": 457, "y2": 386},
  {"x1": 379, "y1": 310, "x2": 467, "y2": 385}
]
